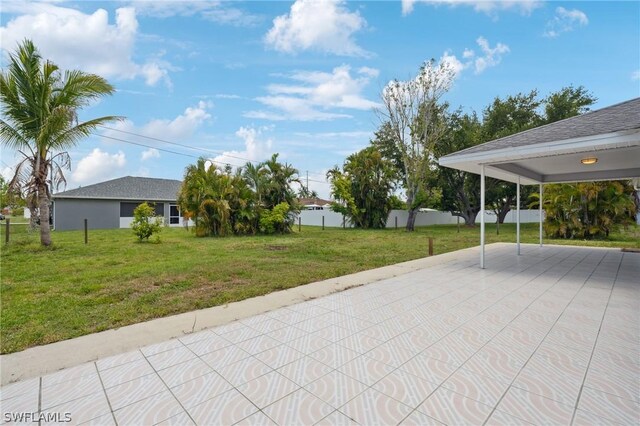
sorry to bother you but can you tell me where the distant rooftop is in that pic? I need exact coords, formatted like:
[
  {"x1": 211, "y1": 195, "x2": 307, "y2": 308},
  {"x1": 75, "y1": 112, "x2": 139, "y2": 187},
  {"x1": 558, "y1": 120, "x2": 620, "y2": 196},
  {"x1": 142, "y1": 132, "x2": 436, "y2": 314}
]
[
  {"x1": 53, "y1": 176, "x2": 182, "y2": 201},
  {"x1": 298, "y1": 197, "x2": 331, "y2": 206}
]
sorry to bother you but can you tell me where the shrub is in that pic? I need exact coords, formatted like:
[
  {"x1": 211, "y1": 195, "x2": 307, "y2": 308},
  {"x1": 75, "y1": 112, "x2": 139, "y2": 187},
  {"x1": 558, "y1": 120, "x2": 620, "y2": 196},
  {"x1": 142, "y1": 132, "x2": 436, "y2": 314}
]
[
  {"x1": 131, "y1": 202, "x2": 163, "y2": 242},
  {"x1": 259, "y1": 202, "x2": 291, "y2": 234}
]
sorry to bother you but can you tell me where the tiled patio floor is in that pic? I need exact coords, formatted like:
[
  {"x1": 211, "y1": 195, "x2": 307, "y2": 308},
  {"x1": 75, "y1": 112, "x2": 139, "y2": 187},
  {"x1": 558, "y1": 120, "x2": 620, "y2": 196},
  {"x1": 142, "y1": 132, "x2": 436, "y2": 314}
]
[{"x1": 1, "y1": 244, "x2": 639, "y2": 425}]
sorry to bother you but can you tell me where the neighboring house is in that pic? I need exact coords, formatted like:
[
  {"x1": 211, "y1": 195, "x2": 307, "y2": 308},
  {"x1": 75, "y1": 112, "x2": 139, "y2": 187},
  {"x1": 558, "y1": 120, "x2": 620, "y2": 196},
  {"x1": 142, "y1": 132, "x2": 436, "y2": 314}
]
[
  {"x1": 298, "y1": 197, "x2": 331, "y2": 210},
  {"x1": 52, "y1": 176, "x2": 183, "y2": 231}
]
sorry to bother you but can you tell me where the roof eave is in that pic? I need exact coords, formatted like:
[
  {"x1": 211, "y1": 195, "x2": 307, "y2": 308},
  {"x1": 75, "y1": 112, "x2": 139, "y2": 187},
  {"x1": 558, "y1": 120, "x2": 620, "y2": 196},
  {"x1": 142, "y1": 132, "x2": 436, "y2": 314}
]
[{"x1": 439, "y1": 129, "x2": 640, "y2": 167}]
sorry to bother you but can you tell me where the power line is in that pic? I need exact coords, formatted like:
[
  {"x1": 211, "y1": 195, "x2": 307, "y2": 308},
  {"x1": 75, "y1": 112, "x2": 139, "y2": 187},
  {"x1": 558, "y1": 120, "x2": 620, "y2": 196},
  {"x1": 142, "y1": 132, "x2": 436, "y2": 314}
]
[
  {"x1": 93, "y1": 133, "x2": 328, "y2": 185},
  {"x1": 97, "y1": 125, "x2": 330, "y2": 181}
]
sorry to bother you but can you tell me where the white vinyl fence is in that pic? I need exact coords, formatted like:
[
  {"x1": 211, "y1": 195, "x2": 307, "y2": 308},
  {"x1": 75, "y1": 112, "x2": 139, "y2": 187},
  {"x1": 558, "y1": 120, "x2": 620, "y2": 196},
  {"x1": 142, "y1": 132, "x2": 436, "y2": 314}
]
[{"x1": 296, "y1": 209, "x2": 544, "y2": 228}]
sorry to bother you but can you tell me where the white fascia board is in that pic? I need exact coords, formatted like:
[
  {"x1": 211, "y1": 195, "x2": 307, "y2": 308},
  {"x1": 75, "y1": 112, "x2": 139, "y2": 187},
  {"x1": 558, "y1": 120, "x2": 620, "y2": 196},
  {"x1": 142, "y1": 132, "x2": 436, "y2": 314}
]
[{"x1": 439, "y1": 129, "x2": 640, "y2": 167}]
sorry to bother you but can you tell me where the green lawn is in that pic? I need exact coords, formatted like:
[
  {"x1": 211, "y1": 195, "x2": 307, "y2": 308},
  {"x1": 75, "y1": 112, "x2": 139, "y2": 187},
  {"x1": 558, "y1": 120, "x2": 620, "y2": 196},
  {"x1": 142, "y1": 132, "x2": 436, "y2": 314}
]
[{"x1": 1, "y1": 222, "x2": 638, "y2": 353}]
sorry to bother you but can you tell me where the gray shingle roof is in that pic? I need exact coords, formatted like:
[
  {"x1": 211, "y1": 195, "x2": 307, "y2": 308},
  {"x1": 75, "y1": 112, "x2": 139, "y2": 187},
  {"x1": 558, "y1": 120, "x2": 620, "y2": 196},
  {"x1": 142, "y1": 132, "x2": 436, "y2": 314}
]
[
  {"x1": 53, "y1": 176, "x2": 182, "y2": 201},
  {"x1": 442, "y1": 97, "x2": 640, "y2": 158}
]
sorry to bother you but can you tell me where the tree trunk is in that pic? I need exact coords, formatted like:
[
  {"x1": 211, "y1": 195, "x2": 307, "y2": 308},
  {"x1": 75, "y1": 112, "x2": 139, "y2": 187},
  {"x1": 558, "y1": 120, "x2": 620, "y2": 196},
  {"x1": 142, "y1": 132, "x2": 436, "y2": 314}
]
[
  {"x1": 28, "y1": 203, "x2": 38, "y2": 230},
  {"x1": 38, "y1": 181, "x2": 52, "y2": 246},
  {"x1": 406, "y1": 208, "x2": 418, "y2": 231}
]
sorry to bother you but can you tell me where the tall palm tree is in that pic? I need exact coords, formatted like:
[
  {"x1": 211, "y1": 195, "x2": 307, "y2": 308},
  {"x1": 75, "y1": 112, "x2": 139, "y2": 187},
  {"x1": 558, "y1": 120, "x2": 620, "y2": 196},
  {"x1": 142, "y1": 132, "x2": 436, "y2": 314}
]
[{"x1": 0, "y1": 40, "x2": 120, "y2": 246}]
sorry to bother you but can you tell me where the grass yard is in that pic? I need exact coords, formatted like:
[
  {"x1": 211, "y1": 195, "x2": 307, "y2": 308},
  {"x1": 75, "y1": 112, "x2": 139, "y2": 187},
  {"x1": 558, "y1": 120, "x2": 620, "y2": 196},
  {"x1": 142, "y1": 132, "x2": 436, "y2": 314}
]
[{"x1": 1, "y1": 222, "x2": 638, "y2": 353}]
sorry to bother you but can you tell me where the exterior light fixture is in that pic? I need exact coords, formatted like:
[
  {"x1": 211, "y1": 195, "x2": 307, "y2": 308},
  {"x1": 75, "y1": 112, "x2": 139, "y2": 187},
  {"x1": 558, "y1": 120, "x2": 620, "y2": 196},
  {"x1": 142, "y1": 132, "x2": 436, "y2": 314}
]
[{"x1": 581, "y1": 157, "x2": 598, "y2": 165}]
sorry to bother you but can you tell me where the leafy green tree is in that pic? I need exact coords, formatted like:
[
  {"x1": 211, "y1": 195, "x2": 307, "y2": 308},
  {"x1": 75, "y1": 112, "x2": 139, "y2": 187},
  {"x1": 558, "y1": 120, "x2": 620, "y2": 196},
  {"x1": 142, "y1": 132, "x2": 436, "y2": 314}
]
[
  {"x1": 259, "y1": 154, "x2": 300, "y2": 233},
  {"x1": 0, "y1": 40, "x2": 119, "y2": 246},
  {"x1": 536, "y1": 181, "x2": 636, "y2": 239},
  {"x1": 376, "y1": 59, "x2": 455, "y2": 231},
  {"x1": 435, "y1": 110, "x2": 487, "y2": 225},
  {"x1": 544, "y1": 85, "x2": 596, "y2": 124},
  {"x1": 131, "y1": 202, "x2": 163, "y2": 242},
  {"x1": 327, "y1": 147, "x2": 396, "y2": 229}
]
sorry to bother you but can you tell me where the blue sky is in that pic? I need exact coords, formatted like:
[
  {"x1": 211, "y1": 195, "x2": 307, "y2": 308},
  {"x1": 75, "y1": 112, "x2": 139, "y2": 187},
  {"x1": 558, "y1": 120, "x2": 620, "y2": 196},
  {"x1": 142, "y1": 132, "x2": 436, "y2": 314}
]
[{"x1": 1, "y1": 0, "x2": 639, "y2": 198}]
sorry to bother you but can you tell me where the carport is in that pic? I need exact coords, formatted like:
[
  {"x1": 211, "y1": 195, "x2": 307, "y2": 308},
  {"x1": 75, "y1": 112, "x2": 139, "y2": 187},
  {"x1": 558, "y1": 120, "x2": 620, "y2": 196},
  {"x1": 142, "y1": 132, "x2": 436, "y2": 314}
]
[{"x1": 439, "y1": 98, "x2": 640, "y2": 268}]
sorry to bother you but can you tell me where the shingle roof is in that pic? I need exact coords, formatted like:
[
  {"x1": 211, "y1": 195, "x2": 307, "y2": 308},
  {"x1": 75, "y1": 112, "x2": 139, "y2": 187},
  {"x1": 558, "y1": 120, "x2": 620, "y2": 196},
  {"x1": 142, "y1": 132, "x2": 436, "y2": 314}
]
[
  {"x1": 442, "y1": 97, "x2": 640, "y2": 158},
  {"x1": 298, "y1": 197, "x2": 331, "y2": 206},
  {"x1": 53, "y1": 176, "x2": 182, "y2": 201}
]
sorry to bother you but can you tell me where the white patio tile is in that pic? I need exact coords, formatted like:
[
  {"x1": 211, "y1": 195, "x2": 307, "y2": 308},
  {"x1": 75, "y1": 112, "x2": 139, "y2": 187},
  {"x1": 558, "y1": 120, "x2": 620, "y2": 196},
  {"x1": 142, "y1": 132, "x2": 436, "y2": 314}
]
[
  {"x1": 337, "y1": 356, "x2": 395, "y2": 386},
  {"x1": 41, "y1": 372, "x2": 103, "y2": 409},
  {"x1": 156, "y1": 358, "x2": 213, "y2": 388},
  {"x1": 309, "y1": 344, "x2": 360, "y2": 369},
  {"x1": 146, "y1": 346, "x2": 197, "y2": 371},
  {"x1": 577, "y1": 386, "x2": 640, "y2": 425},
  {"x1": 215, "y1": 357, "x2": 272, "y2": 387},
  {"x1": 418, "y1": 387, "x2": 494, "y2": 425},
  {"x1": 199, "y1": 344, "x2": 251, "y2": 369},
  {"x1": 99, "y1": 359, "x2": 155, "y2": 388},
  {"x1": 47, "y1": 389, "x2": 111, "y2": 424},
  {"x1": 262, "y1": 388, "x2": 334, "y2": 425},
  {"x1": 277, "y1": 356, "x2": 334, "y2": 387},
  {"x1": 140, "y1": 339, "x2": 183, "y2": 357},
  {"x1": 187, "y1": 389, "x2": 257, "y2": 425},
  {"x1": 340, "y1": 388, "x2": 413, "y2": 426},
  {"x1": 373, "y1": 369, "x2": 439, "y2": 409},
  {"x1": 105, "y1": 373, "x2": 165, "y2": 410},
  {"x1": 184, "y1": 333, "x2": 232, "y2": 356},
  {"x1": 113, "y1": 390, "x2": 184, "y2": 425},
  {"x1": 496, "y1": 386, "x2": 574, "y2": 425},
  {"x1": 96, "y1": 350, "x2": 144, "y2": 372},
  {"x1": 236, "y1": 371, "x2": 299, "y2": 408},
  {"x1": 305, "y1": 371, "x2": 368, "y2": 409},
  {"x1": 170, "y1": 372, "x2": 233, "y2": 409}
]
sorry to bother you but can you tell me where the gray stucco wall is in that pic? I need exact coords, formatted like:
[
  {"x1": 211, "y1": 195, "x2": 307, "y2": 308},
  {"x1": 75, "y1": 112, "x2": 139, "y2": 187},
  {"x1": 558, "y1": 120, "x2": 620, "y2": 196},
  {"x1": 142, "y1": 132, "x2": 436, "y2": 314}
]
[
  {"x1": 53, "y1": 199, "x2": 177, "y2": 230},
  {"x1": 53, "y1": 199, "x2": 120, "y2": 231}
]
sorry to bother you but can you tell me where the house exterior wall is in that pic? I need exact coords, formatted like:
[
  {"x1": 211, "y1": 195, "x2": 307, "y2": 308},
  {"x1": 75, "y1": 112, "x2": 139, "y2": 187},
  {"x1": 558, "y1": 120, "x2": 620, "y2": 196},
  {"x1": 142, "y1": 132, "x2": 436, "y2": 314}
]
[
  {"x1": 53, "y1": 199, "x2": 184, "y2": 231},
  {"x1": 54, "y1": 199, "x2": 120, "y2": 231}
]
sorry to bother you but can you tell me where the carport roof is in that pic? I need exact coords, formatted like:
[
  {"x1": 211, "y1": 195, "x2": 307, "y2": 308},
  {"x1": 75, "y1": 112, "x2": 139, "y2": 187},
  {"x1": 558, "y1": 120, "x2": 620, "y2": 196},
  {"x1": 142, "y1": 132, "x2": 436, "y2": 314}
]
[
  {"x1": 53, "y1": 176, "x2": 182, "y2": 201},
  {"x1": 438, "y1": 98, "x2": 640, "y2": 184}
]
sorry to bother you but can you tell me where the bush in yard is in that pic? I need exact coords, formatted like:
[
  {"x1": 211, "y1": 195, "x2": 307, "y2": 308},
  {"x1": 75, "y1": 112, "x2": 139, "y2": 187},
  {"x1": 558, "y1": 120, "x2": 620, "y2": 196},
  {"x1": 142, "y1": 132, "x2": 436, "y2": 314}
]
[
  {"x1": 259, "y1": 202, "x2": 292, "y2": 234},
  {"x1": 131, "y1": 202, "x2": 163, "y2": 242}
]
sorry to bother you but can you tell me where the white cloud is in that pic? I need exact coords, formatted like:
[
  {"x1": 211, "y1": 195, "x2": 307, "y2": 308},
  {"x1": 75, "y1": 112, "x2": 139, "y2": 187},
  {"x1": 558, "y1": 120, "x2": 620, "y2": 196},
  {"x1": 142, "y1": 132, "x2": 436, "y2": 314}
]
[
  {"x1": 401, "y1": 0, "x2": 541, "y2": 16},
  {"x1": 105, "y1": 101, "x2": 212, "y2": 142},
  {"x1": 632, "y1": 70, "x2": 640, "y2": 81},
  {"x1": 0, "y1": 3, "x2": 174, "y2": 87},
  {"x1": 246, "y1": 65, "x2": 380, "y2": 121},
  {"x1": 265, "y1": 0, "x2": 368, "y2": 57},
  {"x1": 72, "y1": 148, "x2": 126, "y2": 186},
  {"x1": 437, "y1": 36, "x2": 509, "y2": 79},
  {"x1": 141, "y1": 148, "x2": 160, "y2": 161},
  {"x1": 440, "y1": 51, "x2": 467, "y2": 77},
  {"x1": 211, "y1": 126, "x2": 273, "y2": 168},
  {"x1": 544, "y1": 7, "x2": 589, "y2": 38},
  {"x1": 214, "y1": 94, "x2": 242, "y2": 99},
  {"x1": 132, "y1": 1, "x2": 262, "y2": 26},
  {"x1": 473, "y1": 36, "x2": 509, "y2": 73}
]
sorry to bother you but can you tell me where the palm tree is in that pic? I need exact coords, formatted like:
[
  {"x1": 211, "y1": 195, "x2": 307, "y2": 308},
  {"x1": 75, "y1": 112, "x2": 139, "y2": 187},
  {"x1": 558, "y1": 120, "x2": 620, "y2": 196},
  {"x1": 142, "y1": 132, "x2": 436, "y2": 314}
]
[{"x1": 0, "y1": 40, "x2": 120, "y2": 246}]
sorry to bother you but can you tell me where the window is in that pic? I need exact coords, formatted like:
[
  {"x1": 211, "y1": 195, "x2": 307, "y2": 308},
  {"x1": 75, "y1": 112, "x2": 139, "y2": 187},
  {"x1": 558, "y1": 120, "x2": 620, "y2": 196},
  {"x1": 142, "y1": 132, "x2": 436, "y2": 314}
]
[
  {"x1": 120, "y1": 202, "x2": 164, "y2": 217},
  {"x1": 169, "y1": 204, "x2": 180, "y2": 224}
]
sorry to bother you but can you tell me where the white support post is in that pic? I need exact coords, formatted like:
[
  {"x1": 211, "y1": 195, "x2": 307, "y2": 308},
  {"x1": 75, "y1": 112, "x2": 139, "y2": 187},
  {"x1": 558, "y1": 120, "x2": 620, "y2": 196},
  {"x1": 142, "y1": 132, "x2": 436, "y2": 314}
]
[
  {"x1": 516, "y1": 176, "x2": 521, "y2": 256},
  {"x1": 539, "y1": 183, "x2": 543, "y2": 247},
  {"x1": 480, "y1": 165, "x2": 485, "y2": 269}
]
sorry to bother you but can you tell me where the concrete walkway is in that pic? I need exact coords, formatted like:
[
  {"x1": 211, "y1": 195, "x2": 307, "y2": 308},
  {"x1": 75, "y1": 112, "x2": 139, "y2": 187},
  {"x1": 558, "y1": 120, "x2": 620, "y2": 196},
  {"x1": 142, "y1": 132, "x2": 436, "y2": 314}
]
[{"x1": 1, "y1": 244, "x2": 638, "y2": 425}]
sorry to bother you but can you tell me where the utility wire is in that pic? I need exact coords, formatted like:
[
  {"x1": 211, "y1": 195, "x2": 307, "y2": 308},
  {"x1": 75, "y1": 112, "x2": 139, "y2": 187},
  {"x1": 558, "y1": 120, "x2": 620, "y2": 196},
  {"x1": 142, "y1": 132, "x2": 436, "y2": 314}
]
[
  {"x1": 93, "y1": 133, "x2": 329, "y2": 185},
  {"x1": 97, "y1": 124, "x2": 330, "y2": 180}
]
